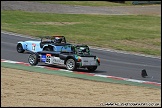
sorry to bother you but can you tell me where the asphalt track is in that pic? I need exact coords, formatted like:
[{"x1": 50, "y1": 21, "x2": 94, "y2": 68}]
[
  {"x1": 1, "y1": 1, "x2": 161, "y2": 16},
  {"x1": 1, "y1": 31, "x2": 161, "y2": 83}
]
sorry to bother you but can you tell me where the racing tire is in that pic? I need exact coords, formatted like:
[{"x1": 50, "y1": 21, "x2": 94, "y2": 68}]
[
  {"x1": 28, "y1": 53, "x2": 39, "y2": 66},
  {"x1": 87, "y1": 66, "x2": 97, "y2": 72},
  {"x1": 17, "y1": 43, "x2": 25, "y2": 53},
  {"x1": 43, "y1": 47, "x2": 52, "y2": 51},
  {"x1": 65, "y1": 58, "x2": 76, "y2": 71}
]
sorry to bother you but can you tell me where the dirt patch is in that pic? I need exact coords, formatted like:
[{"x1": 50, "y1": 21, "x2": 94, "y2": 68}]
[
  {"x1": 114, "y1": 38, "x2": 161, "y2": 51},
  {"x1": 1, "y1": 67, "x2": 161, "y2": 107},
  {"x1": 28, "y1": 22, "x2": 81, "y2": 25}
]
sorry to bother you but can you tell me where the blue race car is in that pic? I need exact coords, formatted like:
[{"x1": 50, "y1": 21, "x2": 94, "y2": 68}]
[{"x1": 16, "y1": 36, "x2": 71, "y2": 53}]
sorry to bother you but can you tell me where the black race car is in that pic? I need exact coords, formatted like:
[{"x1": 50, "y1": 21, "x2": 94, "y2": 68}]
[{"x1": 28, "y1": 44, "x2": 100, "y2": 71}]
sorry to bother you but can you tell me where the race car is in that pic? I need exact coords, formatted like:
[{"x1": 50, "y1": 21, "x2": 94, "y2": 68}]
[
  {"x1": 28, "y1": 44, "x2": 100, "y2": 71},
  {"x1": 17, "y1": 36, "x2": 69, "y2": 53}
]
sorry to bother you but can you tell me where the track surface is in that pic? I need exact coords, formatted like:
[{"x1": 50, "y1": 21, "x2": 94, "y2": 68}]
[
  {"x1": 1, "y1": 1, "x2": 161, "y2": 83},
  {"x1": 1, "y1": 32, "x2": 161, "y2": 83},
  {"x1": 1, "y1": 1, "x2": 161, "y2": 16}
]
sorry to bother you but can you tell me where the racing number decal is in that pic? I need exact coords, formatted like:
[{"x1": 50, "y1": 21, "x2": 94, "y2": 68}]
[
  {"x1": 46, "y1": 54, "x2": 51, "y2": 57},
  {"x1": 46, "y1": 54, "x2": 51, "y2": 63},
  {"x1": 32, "y1": 43, "x2": 36, "y2": 51}
]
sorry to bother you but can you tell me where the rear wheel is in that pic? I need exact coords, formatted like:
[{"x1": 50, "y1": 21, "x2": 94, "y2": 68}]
[
  {"x1": 87, "y1": 66, "x2": 97, "y2": 72},
  {"x1": 28, "y1": 53, "x2": 39, "y2": 66},
  {"x1": 17, "y1": 43, "x2": 25, "y2": 53},
  {"x1": 65, "y1": 58, "x2": 76, "y2": 71}
]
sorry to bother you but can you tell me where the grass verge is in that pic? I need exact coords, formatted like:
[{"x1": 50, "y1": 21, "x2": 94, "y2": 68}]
[
  {"x1": 1, "y1": 10, "x2": 161, "y2": 56},
  {"x1": 33, "y1": 1, "x2": 133, "y2": 7}
]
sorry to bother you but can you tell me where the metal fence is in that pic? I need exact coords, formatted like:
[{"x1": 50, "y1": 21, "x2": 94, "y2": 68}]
[{"x1": 132, "y1": 1, "x2": 161, "y2": 5}]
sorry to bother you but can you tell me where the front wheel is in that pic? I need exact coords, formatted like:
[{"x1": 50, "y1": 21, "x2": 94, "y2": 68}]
[
  {"x1": 65, "y1": 58, "x2": 76, "y2": 71},
  {"x1": 28, "y1": 53, "x2": 39, "y2": 66},
  {"x1": 87, "y1": 66, "x2": 97, "y2": 72},
  {"x1": 17, "y1": 43, "x2": 25, "y2": 53}
]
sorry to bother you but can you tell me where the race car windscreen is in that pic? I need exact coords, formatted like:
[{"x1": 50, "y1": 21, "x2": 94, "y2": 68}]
[
  {"x1": 75, "y1": 46, "x2": 90, "y2": 55},
  {"x1": 55, "y1": 45, "x2": 72, "y2": 52}
]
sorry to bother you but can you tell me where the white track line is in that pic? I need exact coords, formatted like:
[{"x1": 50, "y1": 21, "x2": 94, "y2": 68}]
[{"x1": 1, "y1": 59, "x2": 161, "y2": 86}]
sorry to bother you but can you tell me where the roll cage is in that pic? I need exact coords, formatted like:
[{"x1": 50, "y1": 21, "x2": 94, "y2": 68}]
[
  {"x1": 61, "y1": 44, "x2": 91, "y2": 55},
  {"x1": 40, "y1": 36, "x2": 67, "y2": 48},
  {"x1": 40, "y1": 36, "x2": 66, "y2": 43}
]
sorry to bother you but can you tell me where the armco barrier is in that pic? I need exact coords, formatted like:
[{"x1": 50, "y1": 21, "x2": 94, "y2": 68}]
[{"x1": 132, "y1": 1, "x2": 161, "y2": 5}]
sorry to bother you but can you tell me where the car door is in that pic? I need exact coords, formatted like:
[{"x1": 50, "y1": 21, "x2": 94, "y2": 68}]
[{"x1": 26, "y1": 41, "x2": 42, "y2": 52}]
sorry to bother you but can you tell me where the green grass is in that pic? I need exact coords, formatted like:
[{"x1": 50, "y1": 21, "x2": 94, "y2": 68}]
[
  {"x1": 1, "y1": 10, "x2": 161, "y2": 56},
  {"x1": 34, "y1": 1, "x2": 161, "y2": 6},
  {"x1": 33, "y1": 1, "x2": 133, "y2": 7}
]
